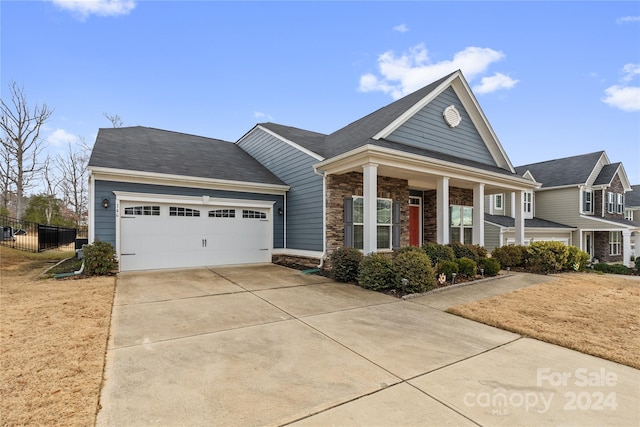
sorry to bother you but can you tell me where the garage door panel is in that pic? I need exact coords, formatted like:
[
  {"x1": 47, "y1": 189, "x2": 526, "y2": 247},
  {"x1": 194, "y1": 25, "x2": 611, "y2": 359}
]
[{"x1": 120, "y1": 202, "x2": 272, "y2": 271}]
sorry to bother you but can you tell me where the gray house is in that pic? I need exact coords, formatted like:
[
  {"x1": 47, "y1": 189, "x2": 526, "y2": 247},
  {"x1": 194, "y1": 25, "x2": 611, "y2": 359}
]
[
  {"x1": 624, "y1": 184, "x2": 640, "y2": 258},
  {"x1": 88, "y1": 70, "x2": 536, "y2": 271}
]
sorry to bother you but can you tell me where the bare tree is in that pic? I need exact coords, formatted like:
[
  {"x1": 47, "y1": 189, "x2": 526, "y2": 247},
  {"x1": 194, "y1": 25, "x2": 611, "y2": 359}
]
[
  {"x1": 103, "y1": 112, "x2": 123, "y2": 128},
  {"x1": 0, "y1": 81, "x2": 53, "y2": 220},
  {"x1": 56, "y1": 140, "x2": 88, "y2": 226},
  {"x1": 42, "y1": 155, "x2": 60, "y2": 225},
  {"x1": 0, "y1": 139, "x2": 15, "y2": 212}
]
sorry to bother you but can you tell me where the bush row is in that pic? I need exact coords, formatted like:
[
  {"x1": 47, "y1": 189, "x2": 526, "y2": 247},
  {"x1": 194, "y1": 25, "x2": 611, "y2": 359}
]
[{"x1": 491, "y1": 241, "x2": 591, "y2": 274}]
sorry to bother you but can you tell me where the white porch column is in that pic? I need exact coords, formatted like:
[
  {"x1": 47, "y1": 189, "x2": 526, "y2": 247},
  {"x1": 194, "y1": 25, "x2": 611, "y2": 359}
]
[
  {"x1": 623, "y1": 230, "x2": 631, "y2": 267},
  {"x1": 473, "y1": 183, "x2": 485, "y2": 246},
  {"x1": 436, "y1": 177, "x2": 450, "y2": 244},
  {"x1": 363, "y1": 163, "x2": 378, "y2": 254},
  {"x1": 514, "y1": 190, "x2": 525, "y2": 245}
]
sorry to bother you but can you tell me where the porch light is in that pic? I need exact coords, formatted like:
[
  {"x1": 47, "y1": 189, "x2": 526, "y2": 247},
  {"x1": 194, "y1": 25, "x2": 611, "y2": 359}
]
[
  {"x1": 278, "y1": 207, "x2": 283, "y2": 216},
  {"x1": 102, "y1": 198, "x2": 110, "y2": 209}
]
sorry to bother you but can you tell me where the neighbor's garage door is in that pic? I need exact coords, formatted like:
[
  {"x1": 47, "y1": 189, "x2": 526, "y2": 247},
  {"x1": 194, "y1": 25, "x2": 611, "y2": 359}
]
[{"x1": 119, "y1": 202, "x2": 270, "y2": 271}]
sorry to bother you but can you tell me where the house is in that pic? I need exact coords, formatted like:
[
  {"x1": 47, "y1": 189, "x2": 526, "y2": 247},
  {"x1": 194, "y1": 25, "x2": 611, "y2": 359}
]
[
  {"x1": 624, "y1": 184, "x2": 640, "y2": 258},
  {"x1": 503, "y1": 151, "x2": 636, "y2": 267},
  {"x1": 88, "y1": 70, "x2": 537, "y2": 272}
]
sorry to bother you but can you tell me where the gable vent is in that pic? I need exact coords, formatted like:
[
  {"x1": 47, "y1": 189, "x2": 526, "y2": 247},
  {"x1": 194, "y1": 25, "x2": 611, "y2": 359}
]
[{"x1": 443, "y1": 105, "x2": 462, "y2": 128}]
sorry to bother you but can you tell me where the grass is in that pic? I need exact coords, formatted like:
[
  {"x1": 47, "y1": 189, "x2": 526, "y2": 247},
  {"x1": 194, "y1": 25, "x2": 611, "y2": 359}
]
[
  {"x1": 447, "y1": 273, "x2": 640, "y2": 369},
  {"x1": 0, "y1": 246, "x2": 116, "y2": 426}
]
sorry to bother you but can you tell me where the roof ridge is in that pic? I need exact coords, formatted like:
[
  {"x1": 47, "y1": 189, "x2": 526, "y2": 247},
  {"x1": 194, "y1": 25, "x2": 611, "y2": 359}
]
[{"x1": 103, "y1": 126, "x2": 234, "y2": 143}]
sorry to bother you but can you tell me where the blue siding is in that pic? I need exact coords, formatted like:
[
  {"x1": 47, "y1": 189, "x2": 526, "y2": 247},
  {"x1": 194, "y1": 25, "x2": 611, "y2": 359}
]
[
  {"x1": 94, "y1": 180, "x2": 284, "y2": 248},
  {"x1": 388, "y1": 87, "x2": 496, "y2": 166},
  {"x1": 238, "y1": 129, "x2": 323, "y2": 252}
]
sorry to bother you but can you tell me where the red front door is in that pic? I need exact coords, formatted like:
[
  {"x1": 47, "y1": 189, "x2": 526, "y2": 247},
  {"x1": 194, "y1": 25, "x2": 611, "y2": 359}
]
[{"x1": 409, "y1": 205, "x2": 420, "y2": 246}]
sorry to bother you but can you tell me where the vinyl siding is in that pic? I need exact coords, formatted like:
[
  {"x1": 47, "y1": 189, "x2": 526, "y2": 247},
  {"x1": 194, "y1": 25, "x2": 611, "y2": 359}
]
[
  {"x1": 387, "y1": 87, "x2": 495, "y2": 166},
  {"x1": 94, "y1": 180, "x2": 284, "y2": 248},
  {"x1": 484, "y1": 222, "x2": 501, "y2": 252},
  {"x1": 238, "y1": 129, "x2": 323, "y2": 252}
]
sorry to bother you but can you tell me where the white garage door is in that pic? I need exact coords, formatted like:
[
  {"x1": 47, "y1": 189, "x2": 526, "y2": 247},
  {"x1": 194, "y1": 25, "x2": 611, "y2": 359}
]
[{"x1": 119, "y1": 202, "x2": 271, "y2": 271}]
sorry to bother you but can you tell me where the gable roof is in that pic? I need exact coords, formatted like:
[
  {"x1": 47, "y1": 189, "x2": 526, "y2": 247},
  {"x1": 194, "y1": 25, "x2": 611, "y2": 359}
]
[
  {"x1": 593, "y1": 163, "x2": 621, "y2": 186},
  {"x1": 627, "y1": 185, "x2": 640, "y2": 207},
  {"x1": 88, "y1": 126, "x2": 285, "y2": 186},
  {"x1": 515, "y1": 151, "x2": 605, "y2": 188},
  {"x1": 256, "y1": 122, "x2": 327, "y2": 158}
]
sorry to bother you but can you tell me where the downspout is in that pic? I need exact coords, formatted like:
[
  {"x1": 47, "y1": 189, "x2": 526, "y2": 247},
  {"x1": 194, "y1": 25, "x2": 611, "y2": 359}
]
[{"x1": 313, "y1": 166, "x2": 327, "y2": 269}]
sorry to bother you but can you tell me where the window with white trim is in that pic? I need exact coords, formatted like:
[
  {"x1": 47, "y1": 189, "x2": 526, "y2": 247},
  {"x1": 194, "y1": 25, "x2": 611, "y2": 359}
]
[
  {"x1": 450, "y1": 205, "x2": 473, "y2": 244},
  {"x1": 169, "y1": 207, "x2": 200, "y2": 217},
  {"x1": 494, "y1": 194, "x2": 503, "y2": 210},
  {"x1": 353, "y1": 197, "x2": 393, "y2": 250},
  {"x1": 523, "y1": 192, "x2": 533, "y2": 215},
  {"x1": 609, "y1": 231, "x2": 621, "y2": 256},
  {"x1": 616, "y1": 194, "x2": 624, "y2": 214},
  {"x1": 242, "y1": 210, "x2": 266, "y2": 219},
  {"x1": 124, "y1": 206, "x2": 160, "y2": 216},
  {"x1": 607, "y1": 192, "x2": 615, "y2": 213},
  {"x1": 582, "y1": 190, "x2": 593, "y2": 213},
  {"x1": 625, "y1": 209, "x2": 633, "y2": 221}
]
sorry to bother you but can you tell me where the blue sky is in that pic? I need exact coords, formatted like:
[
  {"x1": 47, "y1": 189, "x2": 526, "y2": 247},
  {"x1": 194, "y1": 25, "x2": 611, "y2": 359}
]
[{"x1": 2, "y1": 1, "x2": 639, "y2": 187}]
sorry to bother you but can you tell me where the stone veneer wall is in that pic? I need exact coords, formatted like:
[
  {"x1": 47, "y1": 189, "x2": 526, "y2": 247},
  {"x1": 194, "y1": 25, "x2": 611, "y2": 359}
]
[
  {"x1": 423, "y1": 187, "x2": 474, "y2": 242},
  {"x1": 325, "y1": 172, "x2": 409, "y2": 265},
  {"x1": 594, "y1": 231, "x2": 623, "y2": 263}
]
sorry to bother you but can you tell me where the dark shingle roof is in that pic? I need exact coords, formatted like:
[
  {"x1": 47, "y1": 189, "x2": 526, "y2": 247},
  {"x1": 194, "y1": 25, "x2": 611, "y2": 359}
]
[
  {"x1": 258, "y1": 122, "x2": 327, "y2": 158},
  {"x1": 515, "y1": 151, "x2": 604, "y2": 188},
  {"x1": 627, "y1": 185, "x2": 640, "y2": 207},
  {"x1": 324, "y1": 72, "x2": 456, "y2": 158},
  {"x1": 88, "y1": 126, "x2": 286, "y2": 186},
  {"x1": 484, "y1": 214, "x2": 575, "y2": 229},
  {"x1": 593, "y1": 163, "x2": 620, "y2": 185}
]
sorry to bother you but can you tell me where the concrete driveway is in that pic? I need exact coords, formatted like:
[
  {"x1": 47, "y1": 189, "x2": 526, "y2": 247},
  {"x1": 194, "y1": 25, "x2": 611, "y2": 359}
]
[{"x1": 97, "y1": 265, "x2": 639, "y2": 426}]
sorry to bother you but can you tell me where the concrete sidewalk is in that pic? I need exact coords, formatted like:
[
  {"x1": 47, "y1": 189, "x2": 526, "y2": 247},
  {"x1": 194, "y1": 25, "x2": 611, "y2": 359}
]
[{"x1": 97, "y1": 266, "x2": 640, "y2": 426}]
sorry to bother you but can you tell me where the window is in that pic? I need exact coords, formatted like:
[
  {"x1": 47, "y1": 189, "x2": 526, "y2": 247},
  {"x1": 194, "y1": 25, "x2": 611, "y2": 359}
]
[
  {"x1": 494, "y1": 194, "x2": 503, "y2": 210},
  {"x1": 616, "y1": 194, "x2": 624, "y2": 214},
  {"x1": 169, "y1": 207, "x2": 200, "y2": 217},
  {"x1": 609, "y1": 231, "x2": 621, "y2": 256},
  {"x1": 242, "y1": 210, "x2": 266, "y2": 219},
  {"x1": 450, "y1": 205, "x2": 473, "y2": 244},
  {"x1": 124, "y1": 205, "x2": 160, "y2": 216},
  {"x1": 607, "y1": 192, "x2": 615, "y2": 213},
  {"x1": 523, "y1": 192, "x2": 533, "y2": 215},
  {"x1": 353, "y1": 197, "x2": 393, "y2": 250},
  {"x1": 625, "y1": 209, "x2": 633, "y2": 221},
  {"x1": 209, "y1": 209, "x2": 235, "y2": 218},
  {"x1": 582, "y1": 190, "x2": 593, "y2": 213}
]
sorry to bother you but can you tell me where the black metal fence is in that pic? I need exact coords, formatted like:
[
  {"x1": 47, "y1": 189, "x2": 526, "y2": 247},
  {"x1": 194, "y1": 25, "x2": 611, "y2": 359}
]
[{"x1": 1, "y1": 216, "x2": 78, "y2": 253}]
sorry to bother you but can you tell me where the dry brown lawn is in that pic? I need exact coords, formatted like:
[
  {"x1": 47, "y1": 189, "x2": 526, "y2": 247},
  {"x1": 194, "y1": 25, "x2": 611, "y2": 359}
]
[
  {"x1": 447, "y1": 273, "x2": 640, "y2": 369},
  {"x1": 0, "y1": 246, "x2": 116, "y2": 426}
]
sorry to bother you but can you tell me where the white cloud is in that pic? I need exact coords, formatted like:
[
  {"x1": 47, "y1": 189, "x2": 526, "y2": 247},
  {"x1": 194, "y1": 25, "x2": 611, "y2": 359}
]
[
  {"x1": 254, "y1": 111, "x2": 273, "y2": 122},
  {"x1": 602, "y1": 85, "x2": 640, "y2": 112},
  {"x1": 616, "y1": 16, "x2": 640, "y2": 24},
  {"x1": 473, "y1": 72, "x2": 519, "y2": 94},
  {"x1": 393, "y1": 24, "x2": 409, "y2": 33},
  {"x1": 358, "y1": 44, "x2": 514, "y2": 99},
  {"x1": 47, "y1": 128, "x2": 80, "y2": 147},
  {"x1": 601, "y1": 63, "x2": 640, "y2": 112},
  {"x1": 49, "y1": 0, "x2": 136, "y2": 19}
]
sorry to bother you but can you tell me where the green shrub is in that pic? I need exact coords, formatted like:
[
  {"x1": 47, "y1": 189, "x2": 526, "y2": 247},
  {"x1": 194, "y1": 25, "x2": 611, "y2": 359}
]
[
  {"x1": 423, "y1": 243, "x2": 455, "y2": 267},
  {"x1": 635, "y1": 257, "x2": 640, "y2": 271},
  {"x1": 527, "y1": 241, "x2": 569, "y2": 274},
  {"x1": 437, "y1": 260, "x2": 458, "y2": 281},
  {"x1": 566, "y1": 246, "x2": 590, "y2": 272},
  {"x1": 358, "y1": 253, "x2": 394, "y2": 291},
  {"x1": 477, "y1": 257, "x2": 501, "y2": 276},
  {"x1": 330, "y1": 247, "x2": 363, "y2": 282},
  {"x1": 448, "y1": 242, "x2": 477, "y2": 260},
  {"x1": 491, "y1": 245, "x2": 527, "y2": 268},
  {"x1": 83, "y1": 240, "x2": 116, "y2": 276},
  {"x1": 593, "y1": 263, "x2": 632, "y2": 275},
  {"x1": 464, "y1": 244, "x2": 487, "y2": 261},
  {"x1": 456, "y1": 257, "x2": 477, "y2": 278},
  {"x1": 393, "y1": 249, "x2": 435, "y2": 294}
]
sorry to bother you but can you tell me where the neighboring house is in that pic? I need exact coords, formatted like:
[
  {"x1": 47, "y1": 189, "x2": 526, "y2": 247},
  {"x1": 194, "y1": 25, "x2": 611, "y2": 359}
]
[
  {"x1": 624, "y1": 184, "x2": 640, "y2": 258},
  {"x1": 88, "y1": 70, "x2": 537, "y2": 272},
  {"x1": 509, "y1": 151, "x2": 637, "y2": 267}
]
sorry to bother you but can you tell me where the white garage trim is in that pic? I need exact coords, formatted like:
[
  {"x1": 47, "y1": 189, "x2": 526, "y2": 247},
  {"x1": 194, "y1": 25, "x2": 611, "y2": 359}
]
[{"x1": 114, "y1": 192, "x2": 275, "y2": 271}]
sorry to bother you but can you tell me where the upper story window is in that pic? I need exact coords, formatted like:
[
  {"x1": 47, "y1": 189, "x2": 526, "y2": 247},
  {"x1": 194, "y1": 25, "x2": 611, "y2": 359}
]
[
  {"x1": 124, "y1": 205, "x2": 160, "y2": 216},
  {"x1": 523, "y1": 192, "x2": 533, "y2": 215},
  {"x1": 353, "y1": 196, "x2": 393, "y2": 250},
  {"x1": 582, "y1": 190, "x2": 593, "y2": 214},
  {"x1": 494, "y1": 194, "x2": 503, "y2": 210},
  {"x1": 606, "y1": 192, "x2": 614, "y2": 213},
  {"x1": 625, "y1": 209, "x2": 633, "y2": 221},
  {"x1": 616, "y1": 194, "x2": 624, "y2": 214},
  {"x1": 170, "y1": 207, "x2": 200, "y2": 217},
  {"x1": 607, "y1": 192, "x2": 623, "y2": 214}
]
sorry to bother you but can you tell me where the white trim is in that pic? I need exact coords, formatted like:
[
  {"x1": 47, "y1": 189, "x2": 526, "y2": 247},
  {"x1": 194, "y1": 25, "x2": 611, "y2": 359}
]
[
  {"x1": 88, "y1": 171, "x2": 95, "y2": 242},
  {"x1": 113, "y1": 191, "x2": 277, "y2": 209},
  {"x1": 244, "y1": 125, "x2": 325, "y2": 162},
  {"x1": 89, "y1": 166, "x2": 290, "y2": 195},
  {"x1": 578, "y1": 215, "x2": 636, "y2": 229},
  {"x1": 272, "y1": 248, "x2": 324, "y2": 259},
  {"x1": 473, "y1": 183, "x2": 485, "y2": 246}
]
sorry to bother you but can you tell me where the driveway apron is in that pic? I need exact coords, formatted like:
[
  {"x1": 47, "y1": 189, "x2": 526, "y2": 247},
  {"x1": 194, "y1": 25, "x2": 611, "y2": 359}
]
[{"x1": 97, "y1": 267, "x2": 640, "y2": 426}]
